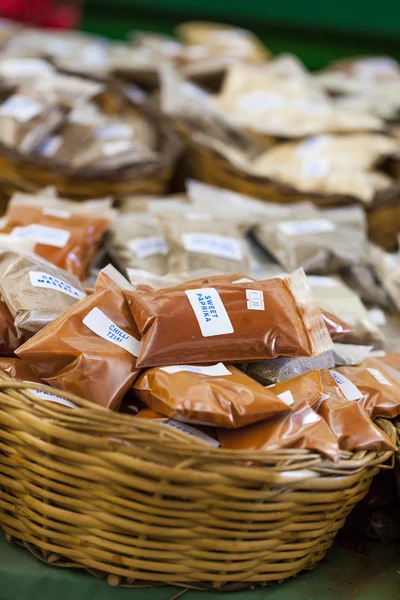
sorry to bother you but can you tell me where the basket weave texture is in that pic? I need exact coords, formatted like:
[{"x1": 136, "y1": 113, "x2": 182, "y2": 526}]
[{"x1": 0, "y1": 375, "x2": 394, "y2": 590}]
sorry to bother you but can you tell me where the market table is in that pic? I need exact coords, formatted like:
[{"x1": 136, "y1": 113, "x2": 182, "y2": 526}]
[{"x1": 0, "y1": 534, "x2": 398, "y2": 600}]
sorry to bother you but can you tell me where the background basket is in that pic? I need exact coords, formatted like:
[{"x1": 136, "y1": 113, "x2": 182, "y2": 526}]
[
  {"x1": 0, "y1": 375, "x2": 394, "y2": 591},
  {"x1": 0, "y1": 90, "x2": 181, "y2": 207},
  {"x1": 176, "y1": 127, "x2": 362, "y2": 208}
]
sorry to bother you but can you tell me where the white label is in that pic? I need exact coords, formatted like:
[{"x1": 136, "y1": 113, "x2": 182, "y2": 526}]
[
  {"x1": 102, "y1": 139, "x2": 132, "y2": 156},
  {"x1": 293, "y1": 100, "x2": 329, "y2": 116},
  {"x1": 278, "y1": 219, "x2": 336, "y2": 236},
  {"x1": 29, "y1": 271, "x2": 86, "y2": 300},
  {"x1": 95, "y1": 123, "x2": 133, "y2": 139},
  {"x1": 0, "y1": 95, "x2": 42, "y2": 123},
  {"x1": 238, "y1": 91, "x2": 285, "y2": 111},
  {"x1": 367, "y1": 368, "x2": 393, "y2": 387},
  {"x1": 330, "y1": 370, "x2": 364, "y2": 401},
  {"x1": 367, "y1": 308, "x2": 387, "y2": 326},
  {"x1": 82, "y1": 307, "x2": 140, "y2": 357},
  {"x1": 81, "y1": 43, "x2": 109, "y2": 68},
  {"x1": 12, "y1": 224, "x2": 71, "y2": 248},
  {"x1": 160, "y1": 363, "x2": 232, "y2": 376},
  {"x1": 185, "y1": 288, "x2": 234, "y2": 337},
  {"x1": 301, "y1": 158, "x2": 330, "y2": 179},
  {"x1": 0, "y1": 58, "x2": 54, "y2": 77},
  {"x1": 296, "y1": 135, "x2": 330, "y2": 156},
  {"x1": 307, "y1": 275, "x2": 339, "y2": 288},
  {"x1": 184, "y1": 212, "x2": 212, "y2": 222},
  {"x1": 246, "y1": 289, "x2": 264, "y2": 311},
  {"x1": 182, "y1": 233, "x2": 244, "y2": 261},
  {"x1": 127, "y1": 236, "x2": 168, "y2": 258},
  {"x1": 42, "y1": 207, "x2": 71, "y2": 220},
  {"x1": 37, "y1": 135, "x2": 62, "y2": 157},
  {"x1": 161, "y1": 419, "x2": 220, "y2": 447},
  {"x1": 277, "y1": 390, "x2": 295, "y2": 406},
  {"x1": 232, "y1": 277, "x2": 254, "y2": 284},
  {"x1": 24, "y1": 384, "x2": 78, "y2": 409},
  {"x1": 354, "y1": 58, "x2": 399, "y2": 79}
]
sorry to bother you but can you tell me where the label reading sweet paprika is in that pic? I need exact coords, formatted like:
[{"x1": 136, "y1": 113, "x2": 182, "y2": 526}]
[{"x1": 185, "y1": 288, "x2": 234, "y2": 337}]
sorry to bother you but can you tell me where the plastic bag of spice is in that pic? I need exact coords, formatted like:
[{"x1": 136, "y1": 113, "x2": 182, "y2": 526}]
[
  {"x1": 0, "y1": 91, "x2": 64, "y2": 153},
  {"x1": 0, "y1": 298, "x2": 25, "y2": 355},
  {"x1": 0, "y1": 247, "x2": 86, "y2": 337},
  {"x1": 133, "y1": 363, "x2": 292, "y2": 428},
  {"x1": 306, "y1": 276, "x2": 384, "y2": 345},
  {"x1": 162, "y1": 215, "x2": 250, "y2": 274},
  {"x1": 125, "y1": 268, "x2": 332, "y2": 368},
  {"x1": 4, "y1": 192, "x2": 115, "y2": 279},
  {"x1": 332, "y1": 343, "x2": 374, "y2": 367},
  {"x1": 107, "y1": 212, "x2": 169, "y2": 276},
  {"x1": 16, "y1": 265, "x2": 141, "y2": 410},
  {"x1": 245, "y1": 351, "x2": 335, "y2": 386},
  {"x1": 335, "y1": 358, "x2": 400, "y2": 419},
  {"x1": 217, "y1": 371, "x2": 340, "y2": 461},
  {"x1": 314, "y1": 369, "x2": 396, "y2": 453}
]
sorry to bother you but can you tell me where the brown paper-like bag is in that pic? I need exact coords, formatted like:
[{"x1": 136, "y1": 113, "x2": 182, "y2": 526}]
[
  {"x1": 16, "y1": 265, "x2": 141, "y2": 410},
  {"x1": 125, "y1": 269, "x2": 332, "y2": 368},
  {"x1": 133, "y1": 363, "x2": 291, "y2": 428}
]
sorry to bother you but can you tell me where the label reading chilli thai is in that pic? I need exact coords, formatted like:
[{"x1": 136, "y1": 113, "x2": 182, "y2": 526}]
[{"x1": 185, "y1": 288, "x2": 234, "y2": 337}]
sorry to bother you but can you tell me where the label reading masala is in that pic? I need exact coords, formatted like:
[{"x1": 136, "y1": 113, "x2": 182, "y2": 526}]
[
  {"x1": 12, "y1": 224, "x2": 71, "y2": 248},
  {"x1": 185, "y1": 288, "x2": 234, "y2": 337},
  {"x1": 182, "y1": 233, "x2": 244, "y2": 261},
  {"x1": 29, "y1": 271, "x2": 86, "y2": 300},
  {"x1": 83, "y1": 307, "x2": 140, "y2": 357},
  {"x1": 161, "y1": 363, "x2": 232, "y2": 376},
  {"x1": 278, "y1": 219, "x2": 336, "y2": 236},
  {"x1": 330, "y1": 369, "x2": 364, "y2": 401},
  {"x1": 127, "y1": 236, "x2": 168, "y2": 258},
  {"x1": 246, "y1": 289, "x2": 264, "y2": 311},
  {"x1": 367, "y1": 368, "x2": 393, "y2": 387}
]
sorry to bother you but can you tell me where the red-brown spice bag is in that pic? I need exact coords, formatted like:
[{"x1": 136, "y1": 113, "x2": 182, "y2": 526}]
[
  {"x1": 126, "y1": 268, "x2": 332, "y2": 368},
  {"x1": 314, "y1": 369, "x2": 396, "y2": 452},
  {"x1": 133, "y1": 363, "x2": 292, "y2": 428},
  {"x1": 335, "y1": 358, "x2": 400, "y2": 419},
  {"x1": 16, "y1": 265, "x2": 141, "y2": 410},
  {"x1": 217, "y1": 371, "x2": 340, "y2": 461},
  {"x1": 135, "y1": 408, "x2": 219, "y2": 447},
  {"x1": 0, "y1": 299, "x2": 25, "y2": 355}
]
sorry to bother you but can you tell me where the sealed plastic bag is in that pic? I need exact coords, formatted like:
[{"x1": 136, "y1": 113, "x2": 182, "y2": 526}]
[
  {"x1": 0, "y1": 248, "x2": 85, "y2": 337},
  {"x1": 245, "y1": 351, "x2": 335, "y2": 386},
  {"x1": 16, "y1": 265, "x2": 141, "y2": 410},
  {"x1": 336, "y1": 358, "x2": 400, "y2": 419},
  {"x1": 315, "y1": 370, "x2": 395, "y2": 452},
  {"x1": 4, "y1": 192, "x2": 115, "y2": 279},
  {"x1": 217, "y1": 371, "x2": 340, "y2": 461},
  {"x1": 134, "y1": 363, "x2": 291, "y2": 428},
  {"x1": 125, "y1": 268, "x2": 332, "y2": 368},
  {"x1": 135, "y1": 408, "x2": 219, "y2": 447}
]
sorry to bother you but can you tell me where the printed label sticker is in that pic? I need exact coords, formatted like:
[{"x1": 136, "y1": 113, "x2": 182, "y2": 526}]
[
  {"x1": 29, "y1": 271, "x2": 86, "y2": 300},
  {"x1": 182, "y1": 233, "x2": 244, "y2": 261},
  {"x1": 83, "y1": 307, "x2": 140, "y2": 357},
  {"x1": 278, "y1": 219, "x2": 336, "y2": 236},
  {"x1": 13, "y1": 224, "x2": 71, "y2": 248},
  {"x1": 330, "y1": 369, "x2": 364, "y2": 401},
  {"x1": 367, "y1": 368, "x2": 393, "y2": 387},
  {"x1": 246, "y1": 289, "x2": 265, "y2": 311},
  {"x1": 185, "y1": 288, "x2": 234, "y2": 337},
  {"x1": 127, "y1": 236, "x2": 168, "y2": 258}
]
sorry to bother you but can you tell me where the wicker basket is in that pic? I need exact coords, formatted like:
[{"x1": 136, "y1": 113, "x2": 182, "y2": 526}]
[
  {"x1": 0, "y1": 374, "x2": 394, "y2": 591},
  {"x1": 367, "y1": 182, "x2": 400, "y2": 251},
  {"x1": 176, "y1": 127, "x2": 361, "y2": 208},
  {"x1": 0, "y1": 90, "x2": 181, "y2": 205}
]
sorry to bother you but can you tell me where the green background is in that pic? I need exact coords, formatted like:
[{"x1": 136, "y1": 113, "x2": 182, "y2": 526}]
[{"x1": 83, "y1": 0, "x2": 400, "y2": 69}]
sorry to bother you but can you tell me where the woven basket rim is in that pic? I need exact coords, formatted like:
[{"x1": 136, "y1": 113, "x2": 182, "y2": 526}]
[
  {"x1": 0, "y1": 373, "x2": 394, "y2": 472},
  {"x1": 0, "y1": 85, "x2": 181, "y2": 183}
]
